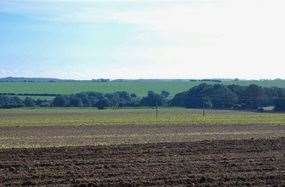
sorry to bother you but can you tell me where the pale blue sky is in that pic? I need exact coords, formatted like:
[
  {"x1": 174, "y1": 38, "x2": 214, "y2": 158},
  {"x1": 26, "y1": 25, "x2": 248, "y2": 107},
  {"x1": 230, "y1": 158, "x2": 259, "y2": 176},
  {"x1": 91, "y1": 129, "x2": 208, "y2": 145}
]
[{"x1": 0, "y1": 0, "x2": 284, "y2": 79}]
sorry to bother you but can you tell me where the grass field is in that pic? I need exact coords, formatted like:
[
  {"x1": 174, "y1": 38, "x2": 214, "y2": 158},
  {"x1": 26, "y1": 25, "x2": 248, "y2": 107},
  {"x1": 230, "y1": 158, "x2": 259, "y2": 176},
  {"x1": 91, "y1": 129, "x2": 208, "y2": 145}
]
[
  {"x1": 0, "y1": 108, "x2": 285, "y2": 127},
  {"x1": 0, "y1": 107, "x2": 284, "y2": 148},
  {"x1": 1, "y1": 79, "x2": 285, "y2": 97}
]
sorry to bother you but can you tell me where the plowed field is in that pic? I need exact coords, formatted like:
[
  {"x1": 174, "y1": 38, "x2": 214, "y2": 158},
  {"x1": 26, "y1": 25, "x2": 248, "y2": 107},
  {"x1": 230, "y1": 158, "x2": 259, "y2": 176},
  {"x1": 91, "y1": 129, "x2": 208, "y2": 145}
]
[{"x1": 0, "y1": 138, "x2": 284, "y2": 186}]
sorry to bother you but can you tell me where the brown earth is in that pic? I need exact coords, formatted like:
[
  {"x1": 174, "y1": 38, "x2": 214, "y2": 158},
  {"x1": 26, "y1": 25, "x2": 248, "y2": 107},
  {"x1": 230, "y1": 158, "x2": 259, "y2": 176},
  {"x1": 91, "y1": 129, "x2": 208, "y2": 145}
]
[
  {"x1": 0, "y1": 138, "x2": 284, "y2": 186},
  {"x1": 1, "y1": 124, "x2": 284, "y2": 148}
]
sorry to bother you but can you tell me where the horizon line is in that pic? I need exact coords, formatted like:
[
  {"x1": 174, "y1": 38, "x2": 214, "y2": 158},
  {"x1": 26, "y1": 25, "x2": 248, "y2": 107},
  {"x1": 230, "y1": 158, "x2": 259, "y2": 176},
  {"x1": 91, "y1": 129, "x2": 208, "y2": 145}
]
[{"x1": 0, "y1": 76, "x2": 284, "y2": 81}]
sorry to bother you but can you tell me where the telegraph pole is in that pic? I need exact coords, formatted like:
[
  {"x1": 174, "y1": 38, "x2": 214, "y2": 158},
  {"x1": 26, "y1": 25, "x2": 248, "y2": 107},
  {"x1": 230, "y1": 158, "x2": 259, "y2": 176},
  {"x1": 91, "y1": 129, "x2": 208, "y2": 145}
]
[
  {"x1": 155, "y1": 100, "x2": 159, "y2": 122},
  {"x1": 202, "y1": 98, "x2": 206, "y2": 117},
  {"x1": 202, "y1": 102, "x2": 205, "y2": 116}
]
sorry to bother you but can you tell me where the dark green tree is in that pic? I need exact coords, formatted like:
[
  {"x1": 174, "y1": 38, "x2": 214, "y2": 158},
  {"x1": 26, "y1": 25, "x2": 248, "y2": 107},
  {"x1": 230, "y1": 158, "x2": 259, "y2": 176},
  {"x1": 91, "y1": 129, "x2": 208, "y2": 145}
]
[
  {"x1": 69, "y1": 96, "x2": 83, "y2": 107},
  {"x1": 140, "y1": 91, "x2": 163, "y2": 107},
  {"x1": 274, "y1": 98, "x2": 285, "y2": 111},
  {"x1": 96, "y1": 98, "x2": 109, "y2": 110},
  {"x1": 53, "y1": 95, "x2": 69, "y2": 107},
  {"x1": 24, "y1": 97, "x2": 36, "y2": 107}
]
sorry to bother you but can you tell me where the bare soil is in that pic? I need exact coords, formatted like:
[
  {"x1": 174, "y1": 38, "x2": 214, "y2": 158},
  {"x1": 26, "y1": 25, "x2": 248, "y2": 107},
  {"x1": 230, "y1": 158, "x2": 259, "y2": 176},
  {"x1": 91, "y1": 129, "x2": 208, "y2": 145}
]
[
  {"x1": 0, "y1": 138, "x2": 284, "y2": 186},
  {"x1": 0, "y1": 124, "x2": 284, "y2": 148}
]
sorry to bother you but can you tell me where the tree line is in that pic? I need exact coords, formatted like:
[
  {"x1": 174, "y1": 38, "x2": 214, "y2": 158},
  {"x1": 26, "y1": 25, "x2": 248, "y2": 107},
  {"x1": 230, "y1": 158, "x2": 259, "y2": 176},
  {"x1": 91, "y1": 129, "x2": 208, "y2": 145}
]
[
  {"x1": 0, "y1": 91, "x2": 170, "y2": 109},
  {"x1": 171, "y1": 83, "x2": 285, "y2": 111},
  {"x1": 0, "y1": 83, "x2": 285, "y2": 111}
]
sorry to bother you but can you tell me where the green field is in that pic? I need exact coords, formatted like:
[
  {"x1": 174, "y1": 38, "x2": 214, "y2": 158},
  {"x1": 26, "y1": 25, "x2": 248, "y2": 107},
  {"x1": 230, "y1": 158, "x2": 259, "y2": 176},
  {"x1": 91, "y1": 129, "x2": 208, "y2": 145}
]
[
  {"x1": 0, "y1": 107, "x2": 284, "y2": 149},
  {"x1": 1, "y1": 108, "x2": 285, "y2": 127},
  {"x1": 1, "y1": 79, "x2": 285, "y2": 97}
]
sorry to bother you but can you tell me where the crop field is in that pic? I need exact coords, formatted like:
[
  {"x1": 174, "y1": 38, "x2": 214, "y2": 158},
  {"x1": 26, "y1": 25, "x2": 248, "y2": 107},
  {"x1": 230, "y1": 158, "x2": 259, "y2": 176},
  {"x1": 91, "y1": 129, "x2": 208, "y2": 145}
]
[
  {"x1": 1, "y1": 108, "x2": 285, "y2": 128},
  {"x1": 0, "y1": 108, "x2": 284, "y2": 185},
  {"x1": 0, "y1": 108, "x2": 284, "y2": 148},
  {"x1": 1, "y1": 79, "x2": 285, "y2": 97}
]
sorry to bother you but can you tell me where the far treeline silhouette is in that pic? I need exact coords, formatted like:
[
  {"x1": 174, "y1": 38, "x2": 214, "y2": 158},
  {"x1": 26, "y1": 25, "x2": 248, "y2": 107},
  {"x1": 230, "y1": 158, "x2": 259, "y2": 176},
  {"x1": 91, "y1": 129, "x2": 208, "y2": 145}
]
[{"x1": 0, "y1": 83, "x2": 285, "y2": 111}]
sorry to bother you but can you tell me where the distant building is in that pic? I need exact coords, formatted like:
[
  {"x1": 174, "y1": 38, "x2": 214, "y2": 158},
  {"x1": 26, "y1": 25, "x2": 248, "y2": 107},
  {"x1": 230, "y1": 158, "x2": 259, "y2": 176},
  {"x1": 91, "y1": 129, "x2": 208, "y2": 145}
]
[
  {"x1": 257, "y1": 106, "x2": 275, "y2": 112},
  {"x1": 92, "y1": 79, "x2": 110, "y2": 82}
]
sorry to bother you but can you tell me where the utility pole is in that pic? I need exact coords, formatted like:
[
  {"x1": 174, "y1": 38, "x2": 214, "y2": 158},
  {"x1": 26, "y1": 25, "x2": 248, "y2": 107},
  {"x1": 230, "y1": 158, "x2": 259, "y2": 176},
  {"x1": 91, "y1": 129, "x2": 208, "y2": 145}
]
[
  {"x1": 155, "y1": 101, "x2": 159, "y2": 122},
  {"x1": 202, "y1": 99, "x2": 205, "y2": 117}
]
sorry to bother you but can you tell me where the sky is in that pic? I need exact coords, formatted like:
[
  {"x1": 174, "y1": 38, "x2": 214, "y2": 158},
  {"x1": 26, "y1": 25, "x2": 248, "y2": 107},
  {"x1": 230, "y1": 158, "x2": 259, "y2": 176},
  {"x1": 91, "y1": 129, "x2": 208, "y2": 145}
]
[{"x1": 0, "y1": 0, "x2": 284, "y2": 80}]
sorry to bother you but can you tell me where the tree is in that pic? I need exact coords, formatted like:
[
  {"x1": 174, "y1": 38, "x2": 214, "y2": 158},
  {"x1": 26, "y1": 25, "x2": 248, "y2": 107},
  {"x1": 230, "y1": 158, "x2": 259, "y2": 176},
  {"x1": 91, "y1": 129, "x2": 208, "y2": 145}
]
[
  {"x1": 53, "y1": 95, "x2": 69, "y2": 107},
  {"x1": 171, "y1": 84, "x2": 212, "y2": 108},
  {"x1": 105, "y1": 93, "x2": 119, "y2": 108},
  {"x1": 170, "y1": 91, "x2": 188, "y2": 107},
  {"x1": 84, "y1": 92, "x2": 104, "y2": 107},
  {"x1": 274, "y1": 98, "x2": 285, "y2": 111},
  {"x1": 24, "y1": 97, "x2": 36, "y2": 107},
  {"x1": 130, "y1": 93, "x2": 137, "y2": 98},
  {"x1": 69, "y1": 96, "x2": 83, "y2": 107},
  {"x1": 0, "y1": 96, "x2": 8, "y2": 108},
  {"x1": 171, "y1": 84, "x2": 237, "y2": 109},
  {"x1": 75, "y1": 93, "x2": 91, "y2": 107},
  {"x1": 208, "y1": 84, "x2": 238, "y2": 108},
  {"x1": 6, "y1": 97, "x2": 24, "y2": 108},
  {"x1": 140, "y1": 91, "x2": 163, "y2": 107},
  {"x1": 161, "y1": 91, "x2": 170, "y2": 98},
  {"x1": 36, "y1": 99, "x2": 51, "y2": 107},
  {"x1": 96, "y1": 98, "x2": 109, "y2": 110},
  {"x1": 242, "y1": 84, "x2": 268, "y2": 109}
]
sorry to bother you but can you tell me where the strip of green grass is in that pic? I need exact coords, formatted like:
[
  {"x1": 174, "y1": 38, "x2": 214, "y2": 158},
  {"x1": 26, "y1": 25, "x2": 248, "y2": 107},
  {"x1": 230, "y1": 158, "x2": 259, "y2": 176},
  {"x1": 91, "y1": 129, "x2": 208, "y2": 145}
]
[
  {"x1": 0, "y1": 108, "x2": 284, "y2": 127},
  {"x1": 1, "y1": 79, "x2": 285, "y2": 97}
]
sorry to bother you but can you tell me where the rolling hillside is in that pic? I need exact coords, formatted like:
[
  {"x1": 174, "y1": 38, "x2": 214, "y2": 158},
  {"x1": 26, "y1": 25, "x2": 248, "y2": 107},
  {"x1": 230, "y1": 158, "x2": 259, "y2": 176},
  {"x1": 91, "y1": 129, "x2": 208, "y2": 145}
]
[{"x1": 0, "y1": 78, "x2": 285, "y2": 98}]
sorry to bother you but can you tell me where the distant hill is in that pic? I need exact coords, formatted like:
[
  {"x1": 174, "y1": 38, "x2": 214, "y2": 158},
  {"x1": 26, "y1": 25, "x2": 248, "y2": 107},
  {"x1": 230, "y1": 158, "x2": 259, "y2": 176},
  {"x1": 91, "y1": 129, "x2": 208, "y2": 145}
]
[
  {"x1": 0, "y1": 77, "x2": 220, "y2": 82},
  {"x1": 0, "y1": 77, "x2": 285, "y2": 99},
  {"x1": 0, "y1": 77, "x2": 75, "y2": 82}
]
